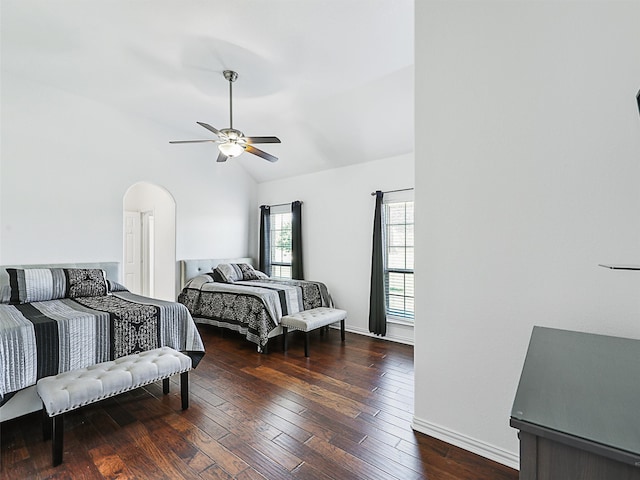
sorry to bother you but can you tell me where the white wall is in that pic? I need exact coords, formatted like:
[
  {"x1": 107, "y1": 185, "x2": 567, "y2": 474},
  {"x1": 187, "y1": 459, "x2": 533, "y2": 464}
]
[
  {"x1": 256, "y1": 154, "x2": 415, "y2": 344},
  {"x1": 0, "y1": 73, "x2": 257, "y2": 279},
  {"x1": 415, "y1": 1, "x2": 640, "y2": 468}
]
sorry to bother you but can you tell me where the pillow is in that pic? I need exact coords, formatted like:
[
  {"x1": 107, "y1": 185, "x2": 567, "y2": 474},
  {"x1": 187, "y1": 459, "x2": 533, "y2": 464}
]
[
  {"x1": 64, "y1": 268, "x2": 108, "y2": 298},
  {"x1": 1, "y1": 285, "x2": 12, "y2": 303},
  {"x1": 210, "y1": 270, "x2": 225, "y2": 283},
  {"x1": 237, "y1": 263, "x2": 263, "y2": 280},
  {"x1": 213, "y1": 263, "x2": 265, "y2": 283},
  {"x1": 107, "y1": 279, "x2": 129, "y2": 293},
  {"x1": 254, "y1": 270, "x2": 269, "y2": 279},
  {"x1": 213, "y1": 263, "x2": 243, "y2": 283},
  {"x1": 6, "y1": 268, "x2": 67, "y2": 304}
]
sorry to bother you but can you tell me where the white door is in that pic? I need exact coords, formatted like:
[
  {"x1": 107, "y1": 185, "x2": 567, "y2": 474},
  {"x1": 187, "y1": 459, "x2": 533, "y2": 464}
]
[
  {"x1": 124, "y1": 210, "x2": 141, "y2": 294},
  {"x1": 141, "y1": 210, "x2": 155, "y2": 297}
]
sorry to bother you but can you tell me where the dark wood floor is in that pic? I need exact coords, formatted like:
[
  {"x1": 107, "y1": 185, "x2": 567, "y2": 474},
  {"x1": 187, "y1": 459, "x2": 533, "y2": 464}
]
[{"x1": 1, "y1": 325, "x2": 518, "y2": 480}]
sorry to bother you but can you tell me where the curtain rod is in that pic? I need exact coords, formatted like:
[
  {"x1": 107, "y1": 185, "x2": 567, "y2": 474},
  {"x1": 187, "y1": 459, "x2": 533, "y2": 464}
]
[
  {"x1": 370, "y1": 187, "x2": 414, "y2": 196},
  {"x1": 262, "y1": 201, "x2": 303, "y2": 208}
]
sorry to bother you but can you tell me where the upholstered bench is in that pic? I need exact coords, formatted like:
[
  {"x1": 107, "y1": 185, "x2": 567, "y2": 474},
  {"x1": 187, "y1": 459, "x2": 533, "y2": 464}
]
[
  {"x1": 281, "y1": 307, "x2": 347, "y2": 357},
  {"x1": 36, "y1": 346, "x2": 192, "y2": 466}
]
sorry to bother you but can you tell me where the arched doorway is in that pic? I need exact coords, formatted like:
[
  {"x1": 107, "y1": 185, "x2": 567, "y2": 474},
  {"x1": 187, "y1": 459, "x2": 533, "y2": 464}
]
[{"x1": 123, "y1": 182, "x2": 176, "y2": 301}]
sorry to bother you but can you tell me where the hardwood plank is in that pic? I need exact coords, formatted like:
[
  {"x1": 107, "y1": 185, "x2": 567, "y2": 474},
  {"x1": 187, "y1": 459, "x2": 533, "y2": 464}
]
[
  {"x1": 218, "y1": 432, "x2": 296, "y2": 479},
  {"x1": 87, "y1": 443, "x2": 137, "y2": 480},
  {"x1": 234, "y1": 466, "x2": 269, "y2": 480},
  {"x1": 330, "y1": 433, "x2": 424, "y2": 480},
  {"x1": 0, "y1": 328, "x2": 518, "y2": 480},
  {"x1": 272, "y1": 432, "x2": 365, "y2": 480},
  {"x1": 199, "y1": 463, "x2": 234, "y2": 480},
  {"x1": 304, "y1": 434, "x2": 398, "y2": 480},
  {"x1": 162, "y1": 414, "x2": 250, "y2": 476},
  {"x1": 243, "y1": 365, "x2": 380, "y2": 417}
]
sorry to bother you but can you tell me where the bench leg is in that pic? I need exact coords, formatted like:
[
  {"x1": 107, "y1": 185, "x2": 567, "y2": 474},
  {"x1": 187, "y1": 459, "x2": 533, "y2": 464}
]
[
  {"x1": 163, "y1": 378, "x2": 170, "y2": 394},
  {"x1": 180, "y1": 371, "x2": 189, "y2": 410},
  {"x1": 282, "y1": 327, "x2": 288, "y2": 352},
  {"x1": 42, "y1": 406, "x2": 52, "y2": 441},
  {"x1": 341, "y1": 319, "x2": 345, "y2": 342},
  {"x1": 304, "y1": 332, "x2": 309, "y2": 357},
  {"x1": 52, "y1": 414, "x2": 64, "y2": 466}
]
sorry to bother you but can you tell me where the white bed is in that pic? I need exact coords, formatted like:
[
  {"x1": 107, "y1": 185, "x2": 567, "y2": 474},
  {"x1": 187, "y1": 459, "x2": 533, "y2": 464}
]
[
  {"x1": 1, "y1": 261, "x2": 205, "y2": 422},
  {"x1": 0, "y1": 262, "x2": 120, "y2": 421},
  {"x1": 178, "y1": 258, "x2": 334, "y2": 352},
  {"x1": 179, "y1": 258, "x2": 284, "y2": 351}
]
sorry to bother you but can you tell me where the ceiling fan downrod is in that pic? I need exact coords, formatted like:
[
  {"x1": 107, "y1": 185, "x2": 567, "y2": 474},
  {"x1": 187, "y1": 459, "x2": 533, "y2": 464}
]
[{"x1": 223, "y1": 70, "x2": 238, "y2": 129}]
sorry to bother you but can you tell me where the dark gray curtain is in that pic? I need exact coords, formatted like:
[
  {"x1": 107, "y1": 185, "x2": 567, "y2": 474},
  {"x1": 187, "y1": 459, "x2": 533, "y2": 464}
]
[
  {"x1": 259, "y1": 205, "x2": 272, "y2": 276},
  {"x1": 369, "y1": 190, "x2": 386, "y2": 336},
  {"x1": 291, "y1": 200, "x2": 304, "y2": 280}
]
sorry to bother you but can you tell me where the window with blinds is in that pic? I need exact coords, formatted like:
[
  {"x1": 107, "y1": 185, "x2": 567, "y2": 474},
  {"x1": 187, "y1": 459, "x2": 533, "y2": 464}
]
[
  {"x1": 384, "y1": 194, "x2": 414, "y2": 321},
  {"x1": 270, "y1": 205, "x2": 292, "y2": 278}
]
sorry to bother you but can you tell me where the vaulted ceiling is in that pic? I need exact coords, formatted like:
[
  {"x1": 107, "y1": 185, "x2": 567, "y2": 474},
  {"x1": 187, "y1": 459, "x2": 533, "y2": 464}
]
[{"x1": 1, "y1": 0, "x2": 414, "y2": 183}]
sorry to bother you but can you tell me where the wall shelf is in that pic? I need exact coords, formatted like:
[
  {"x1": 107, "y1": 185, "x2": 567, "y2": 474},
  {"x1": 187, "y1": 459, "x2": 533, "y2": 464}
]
[{"x1": 598, "y1": 264, "x2": 640, "y2": 270}]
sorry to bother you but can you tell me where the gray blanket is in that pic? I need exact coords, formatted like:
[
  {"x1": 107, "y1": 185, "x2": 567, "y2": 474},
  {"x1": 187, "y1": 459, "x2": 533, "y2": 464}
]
[
  {"x1": 0, "y1": 292, "x2": 205, "y2": 404},
  {"x1": 178, "y1": 275, "x2": 333, "y2": 349}
]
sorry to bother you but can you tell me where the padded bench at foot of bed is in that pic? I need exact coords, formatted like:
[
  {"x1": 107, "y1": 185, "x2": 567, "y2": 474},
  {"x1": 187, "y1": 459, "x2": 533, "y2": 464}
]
[
  {"x1": 36, "y1": 346, "x2": 192, "y2": 466},
  {"x1": 281, "y1": 307, "x2": 347, "y2": 357}
]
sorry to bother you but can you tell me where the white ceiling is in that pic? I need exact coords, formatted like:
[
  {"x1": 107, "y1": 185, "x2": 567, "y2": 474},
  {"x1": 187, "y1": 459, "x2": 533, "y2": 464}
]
[{"x1": 1, "y1": 0, "x2": 414, "y2": 183}]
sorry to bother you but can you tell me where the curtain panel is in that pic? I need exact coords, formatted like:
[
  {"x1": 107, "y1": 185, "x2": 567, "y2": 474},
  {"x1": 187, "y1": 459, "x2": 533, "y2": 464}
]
[
  {"x1": 291, "y1": 201, "x2": 304, "y2": 280},
  {"x1": 369, "y1": 190, "x2": 386, "y2": 336},
  {"x1": 259, "y1": 205, "x2": 272, "y2": 276}
]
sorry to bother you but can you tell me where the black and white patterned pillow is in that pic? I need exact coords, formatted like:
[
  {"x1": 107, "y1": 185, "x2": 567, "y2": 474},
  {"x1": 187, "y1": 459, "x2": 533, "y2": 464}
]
[
  {"x1": 213, "y1": 263, "x2": 243, "y2": 283},
  {"x1": 64, "y1": 268, "x2": 108, "y2": 298},
  {"x1": 237, "y1": 263, "x2": 261, "y2": 280},
  {"x1": 213, "y1": 263, "x2": 266, "y2": 283},
  {"x1": 6, "y1": 268, "x2": 67, "y2": 304}
]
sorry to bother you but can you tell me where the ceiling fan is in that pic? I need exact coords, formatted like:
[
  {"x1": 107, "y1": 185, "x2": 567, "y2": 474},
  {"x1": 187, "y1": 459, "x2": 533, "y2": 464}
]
[{"x1": 170, "y1": 70, "x2": 280, "y2": 163}]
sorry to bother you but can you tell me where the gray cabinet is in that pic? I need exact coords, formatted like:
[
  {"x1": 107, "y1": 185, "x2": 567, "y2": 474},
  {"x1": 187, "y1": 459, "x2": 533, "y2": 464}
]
[{"x1": 510, "y1": 326, "x2": 640, "y2": 480}]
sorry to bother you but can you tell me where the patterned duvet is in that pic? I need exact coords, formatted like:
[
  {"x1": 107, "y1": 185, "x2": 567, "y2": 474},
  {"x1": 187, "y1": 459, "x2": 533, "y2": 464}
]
[
  {"x1": 0, "y1": 292, "x2": 205, "y2": 405},
  {"x1": 178, "y1": 275, "x2": 333, "y2": 350}
]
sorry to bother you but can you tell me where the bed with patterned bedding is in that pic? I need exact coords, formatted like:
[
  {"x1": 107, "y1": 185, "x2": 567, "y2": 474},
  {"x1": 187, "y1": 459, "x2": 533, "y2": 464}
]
[
  {"x1": 0, "y1": 263, "x2": 205, "y2": 419},
  {"x1": 178, "y1": 262, "x2": 333, "y2": 351}
]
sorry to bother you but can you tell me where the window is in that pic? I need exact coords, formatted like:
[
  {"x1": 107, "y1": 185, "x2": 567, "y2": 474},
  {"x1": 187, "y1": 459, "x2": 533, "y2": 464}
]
[
  {"x1": 384, "y1": 193, "x2": 414, "y2": 321},
  {"x1": 270, "y1": 205, "x2": 292, "y2": 278}
]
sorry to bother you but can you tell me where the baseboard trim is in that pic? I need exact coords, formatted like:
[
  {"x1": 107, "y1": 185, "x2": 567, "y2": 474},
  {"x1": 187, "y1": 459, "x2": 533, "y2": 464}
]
[
  {"x1": 343, "y1": 325, "x2": 414, "y2": 346},
  {"x1": 412, "y1": 416, "x2": 520, "y2": 470}
]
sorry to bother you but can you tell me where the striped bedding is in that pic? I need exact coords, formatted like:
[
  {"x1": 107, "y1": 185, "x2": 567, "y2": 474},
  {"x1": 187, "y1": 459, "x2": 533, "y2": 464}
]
[
  {"x1": 178, "y1": 275, "x2": 333, "y2": 350},
  {"x1": 0, "y1": 291, "x2": 205, "y2": 405}
]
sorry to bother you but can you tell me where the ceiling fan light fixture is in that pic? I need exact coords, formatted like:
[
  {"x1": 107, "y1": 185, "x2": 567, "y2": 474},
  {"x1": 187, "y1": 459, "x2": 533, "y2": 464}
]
[
  {"x1": 170, "y1": 70, "x2": 280, "y2": 163},
  {"x1": 218, "y1": 141, "x2": 245, "y2": 158}
]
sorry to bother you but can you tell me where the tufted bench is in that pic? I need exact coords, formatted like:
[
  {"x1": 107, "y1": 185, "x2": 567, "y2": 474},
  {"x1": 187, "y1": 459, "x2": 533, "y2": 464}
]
[
  {"x1": 281, "y1": 307, "x2": 347, "y2": 357},
  {"x1": 36, "y1": 346, "x2": 192, "y2": 466}
]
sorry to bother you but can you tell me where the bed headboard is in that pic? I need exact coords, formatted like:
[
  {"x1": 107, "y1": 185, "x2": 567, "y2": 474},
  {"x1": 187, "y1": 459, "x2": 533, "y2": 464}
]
[
  {"x1": 0, "y1": 262, "x2": 121, "y2": 289},
  {"x1": 179, "y1": 258, "x2": 255, "y2": 288}
]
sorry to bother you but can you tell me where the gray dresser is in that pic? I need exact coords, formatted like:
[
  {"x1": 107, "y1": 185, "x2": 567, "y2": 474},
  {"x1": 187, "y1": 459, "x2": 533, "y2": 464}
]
[{"x1": 510, "y1": 326, "x2": 640, "y2": 480}]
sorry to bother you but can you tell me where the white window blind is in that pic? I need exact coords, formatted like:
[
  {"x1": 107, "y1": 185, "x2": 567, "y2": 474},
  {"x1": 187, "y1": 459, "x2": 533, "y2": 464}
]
[
  {"x1": 270, "y1": 204, "x2": 292, "y2": 279},
  {"x1": 384, "y1": 190, "x2": 414, "y2": 321}
]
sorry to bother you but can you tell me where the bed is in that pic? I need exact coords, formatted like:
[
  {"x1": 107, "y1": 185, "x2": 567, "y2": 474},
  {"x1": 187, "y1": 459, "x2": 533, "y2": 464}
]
[
  {"x1": 178, "y1": 258, "x2": 334, "y2": 351},
  {"x1": 0, "y1": 261, "x2": 205, "y2": 422}
]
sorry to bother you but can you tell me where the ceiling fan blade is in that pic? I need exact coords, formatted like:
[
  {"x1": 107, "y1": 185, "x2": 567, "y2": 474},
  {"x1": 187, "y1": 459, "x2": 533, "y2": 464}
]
[
  {"x1": 169, "y1": 140, "x2": 216, "y2": 144},
  {"x1": 216, "y1": 151, "x2": 228, "y2": 163},
  {"x1": 245, "y1": 144, "x2": 278, "y2": 163},
  {"x1": 245, "y1": 136, "x2": 281, "y2": 144},
  {"x1": 197, "y1": 122, "x2": 222, "y2": 137}
]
